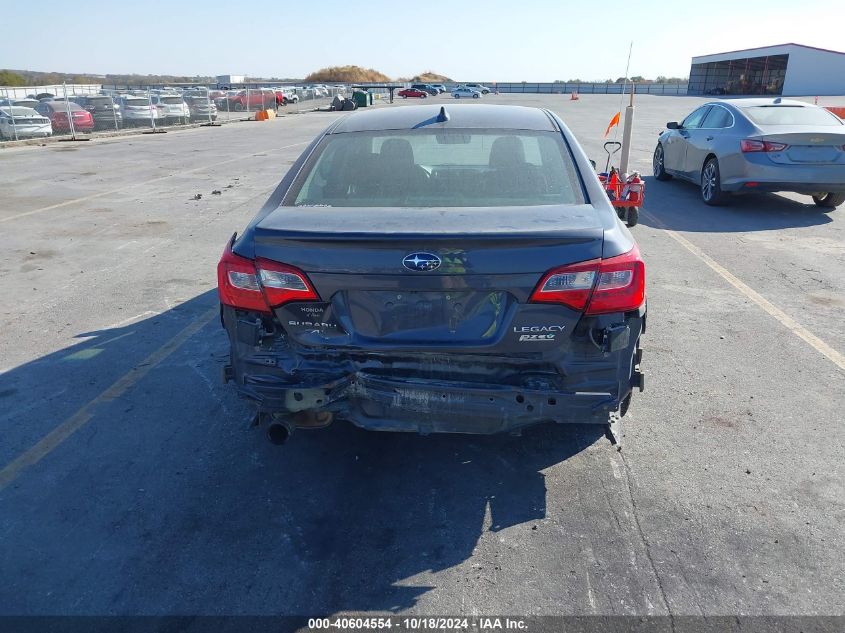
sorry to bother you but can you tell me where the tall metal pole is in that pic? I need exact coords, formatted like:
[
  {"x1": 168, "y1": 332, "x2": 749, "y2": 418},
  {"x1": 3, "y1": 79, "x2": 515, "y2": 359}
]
[
  {"x1": 619, "y1": 85, "x2": 635, "y2": 175},
  {"x1": 111, "y1": 94, "x2": 119, "y2": 131},
  {"x1": 148, "y1": 88, "x2": 156, "y2": 130},
  {"x1": 62, "y1": 82, "x2": 77, "y2": 139}
]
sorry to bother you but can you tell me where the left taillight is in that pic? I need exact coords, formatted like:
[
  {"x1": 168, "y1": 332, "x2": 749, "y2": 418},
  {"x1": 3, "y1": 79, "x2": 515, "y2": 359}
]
[
  {"x1": 529, "y1": 245, "x2": 645, "y2": 315},
  {"x1": 741, "y1": 139, "x2": 788, "y2": 153},
  {"x1": 217, "y1": 240, "x2": 319, "y2": 313}
]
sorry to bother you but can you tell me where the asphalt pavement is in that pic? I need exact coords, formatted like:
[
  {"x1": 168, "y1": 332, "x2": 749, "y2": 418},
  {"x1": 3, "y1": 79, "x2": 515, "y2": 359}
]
[{"x1": 0, "y1": 94, "x2": 843, "y2": 622}]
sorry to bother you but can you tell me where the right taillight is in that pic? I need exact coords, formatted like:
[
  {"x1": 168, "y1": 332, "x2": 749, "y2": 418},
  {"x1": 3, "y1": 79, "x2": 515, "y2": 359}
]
[
  {"x1": 528, "y1": 259, "x2": 599, "y2": 311},
  {"x1": 529, "y1": 246, "x2": 645, "y2": 315},
  {"x1": 217, "y1": 240, "x2": 319, "y2": 313},
  {"x1": 586, "y1": 246, "x2": 645, "y2": 315}
]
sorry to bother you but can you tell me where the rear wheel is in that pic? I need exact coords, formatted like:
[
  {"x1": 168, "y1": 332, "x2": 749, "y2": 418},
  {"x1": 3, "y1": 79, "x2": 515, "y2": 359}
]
[
  {"x1": 454, "y1": 94, "x2": 460, "y2": 99},
  {"x1": 653, "y1": 144, "x2": 671, "y2": 181},
  {"x1": 701, "y1": 157, "x2": 729, "y2": 206},
  {"x1": 473, "y1": 93, "x2": 480, "y2": 99},
  {"x1": 811, "y1": 192, "x2": 844, "y2": 210}
]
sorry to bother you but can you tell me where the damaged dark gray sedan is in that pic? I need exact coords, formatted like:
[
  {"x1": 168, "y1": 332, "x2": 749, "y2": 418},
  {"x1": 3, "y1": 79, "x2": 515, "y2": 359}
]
[{"x1": 217, "y1": 104, "x2": 646, "y2": 445}]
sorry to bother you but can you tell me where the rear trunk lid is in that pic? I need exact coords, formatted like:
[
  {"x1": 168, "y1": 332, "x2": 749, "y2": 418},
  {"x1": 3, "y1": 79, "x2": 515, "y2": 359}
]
[
  {"x1": 251, "y1": 205, "x2": 603, "y2": 351},
  {"x1": 754, "y1": 126, "x2": 845, "y2": 165}
]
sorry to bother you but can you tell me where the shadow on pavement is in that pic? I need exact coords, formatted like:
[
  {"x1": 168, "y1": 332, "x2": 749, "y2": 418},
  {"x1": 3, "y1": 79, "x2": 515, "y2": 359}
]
[
  {"x1": 639, "y1": 176, "x2": 835, "y2": 233},
  {"x1": 0, "y1": 290, "x2": 603, "y2": 615}
]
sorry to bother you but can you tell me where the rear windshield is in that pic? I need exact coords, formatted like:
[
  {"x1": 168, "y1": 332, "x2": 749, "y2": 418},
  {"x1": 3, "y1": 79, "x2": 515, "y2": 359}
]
[
  {"x1": 287, "y1": 129, "x2": 585, "y2": 208},
  {"x1": 124, "y1": 98, "x2": 148, "y2": 106},
  {"x1": 743, "y1": 106, "x2": 842, "y2": 126},
  {"x1": 159, "y1": 96, "x2": 184, "y2": 104},
  {"x1": 85, "y1": 97, "x2": 113, "y2": 106}
]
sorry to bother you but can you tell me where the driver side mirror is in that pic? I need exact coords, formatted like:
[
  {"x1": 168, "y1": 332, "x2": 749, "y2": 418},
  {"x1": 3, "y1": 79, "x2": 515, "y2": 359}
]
[{"x1": 667, "y1": 121, "x2": 681, "y2": 130}]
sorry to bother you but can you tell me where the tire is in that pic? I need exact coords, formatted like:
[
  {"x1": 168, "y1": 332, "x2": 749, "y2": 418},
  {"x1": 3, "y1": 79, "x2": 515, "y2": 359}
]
[
  {"x1": 233, "y1": 102, "x2": 243, "y2": 112},
  {"x1": 473, "y1": 93, "x2": 480, "y2": 99},
  {"x1": 454, "y1": 94, "x2": 460, "y2": 99},
  {"x1": 811, "y1": 192, "x2": 844, "y2": 209},
  {"x1": 653, "y1": 144, "x2": 671, "y2": 181},
  {"x1": 482, "y1": 90, "x2": 489, "y2": 94},
  {"x1": 701, "y1": 157, "x2": 729, "y2": 206},
  {"x1": 421, "y1": 94, "x2": 427, "y2": 98},
  {"x1": 627, "y1": 207, "x2": 639, "y2": 228}
]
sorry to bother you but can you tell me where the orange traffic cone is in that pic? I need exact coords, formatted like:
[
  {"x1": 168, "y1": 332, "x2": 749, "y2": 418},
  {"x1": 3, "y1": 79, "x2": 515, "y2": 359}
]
[{"x1": 570, "y1": 91, "x2": 579, "y2": 101}]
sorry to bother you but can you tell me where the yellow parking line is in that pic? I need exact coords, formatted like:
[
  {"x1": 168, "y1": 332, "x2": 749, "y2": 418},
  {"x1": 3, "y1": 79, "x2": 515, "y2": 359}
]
[
  {"x1": 0, "y1": 141, "x2": 309, "y2": 224},
  {"x1": 643, "y1": 211, "x2": 845, "y2": 372},
  {"x1": 0, "y1": 306, "x2": 219, "y2": 491}
]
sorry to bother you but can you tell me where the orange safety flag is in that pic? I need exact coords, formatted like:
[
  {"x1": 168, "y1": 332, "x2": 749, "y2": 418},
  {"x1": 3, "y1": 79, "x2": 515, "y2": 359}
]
[{"x1": 604, "y1": 112, "x2": 621, "y2": 137}]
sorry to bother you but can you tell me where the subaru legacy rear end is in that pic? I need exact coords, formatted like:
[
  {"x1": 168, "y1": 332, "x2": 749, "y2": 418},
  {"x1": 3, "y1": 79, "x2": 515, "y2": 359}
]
[{"x1": 217, "y1": 105, "x2": 646, "y2": 445}]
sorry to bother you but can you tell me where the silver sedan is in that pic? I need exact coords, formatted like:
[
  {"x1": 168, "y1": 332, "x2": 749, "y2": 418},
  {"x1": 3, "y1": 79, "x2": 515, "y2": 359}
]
[
  {"x1": 451, "y1": 87, "x2": 481, "y2": 99},
  {"x1": 653, "y1": 98, "x2": 845, "y2": 209}
]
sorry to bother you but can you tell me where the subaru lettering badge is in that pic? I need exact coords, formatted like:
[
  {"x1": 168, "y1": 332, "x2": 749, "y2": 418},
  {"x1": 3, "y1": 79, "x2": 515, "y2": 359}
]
[{"x1": 403, "y1": 252, "x2": 441, "y2": 272}]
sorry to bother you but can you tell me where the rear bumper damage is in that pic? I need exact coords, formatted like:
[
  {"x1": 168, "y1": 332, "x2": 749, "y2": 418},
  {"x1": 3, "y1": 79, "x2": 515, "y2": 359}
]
[{"x1": 221, "y1": 305, "x2": 645, "y2": 435}]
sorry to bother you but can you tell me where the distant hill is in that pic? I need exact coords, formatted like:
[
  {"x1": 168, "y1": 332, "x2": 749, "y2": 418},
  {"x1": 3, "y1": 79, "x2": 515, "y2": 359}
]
[
  {"x1": 304, "y1": 66, "x2": 391, "y2": 83},
  {"x1": 1, "y1": 69, "x2": 104, "y2": 86},
  {"x1": 410, "y1": 71, "x2": 452, "y2": 83}
]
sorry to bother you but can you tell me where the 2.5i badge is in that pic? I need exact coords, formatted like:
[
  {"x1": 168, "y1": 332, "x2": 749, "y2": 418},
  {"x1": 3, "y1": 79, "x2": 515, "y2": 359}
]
[{"x1": 514, "y1": 325, "x2": 565, "y2": 342}]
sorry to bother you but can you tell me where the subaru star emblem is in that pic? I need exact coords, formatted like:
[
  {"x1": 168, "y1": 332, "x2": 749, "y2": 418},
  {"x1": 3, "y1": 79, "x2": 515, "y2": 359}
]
[{"x1": 403, "y1": 252, "x2": 441, "y2": 272}]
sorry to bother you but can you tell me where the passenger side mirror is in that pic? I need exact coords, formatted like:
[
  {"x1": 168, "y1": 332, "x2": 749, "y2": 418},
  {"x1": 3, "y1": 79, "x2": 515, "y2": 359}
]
[{"x1": 667, "y1": 121, "x2": 681, "y2": 130}]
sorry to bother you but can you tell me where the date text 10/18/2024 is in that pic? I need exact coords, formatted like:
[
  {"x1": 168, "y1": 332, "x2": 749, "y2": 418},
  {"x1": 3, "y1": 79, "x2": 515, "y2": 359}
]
[{"x1": 308, "y1": 617, "x2": 529, "y2": 631}]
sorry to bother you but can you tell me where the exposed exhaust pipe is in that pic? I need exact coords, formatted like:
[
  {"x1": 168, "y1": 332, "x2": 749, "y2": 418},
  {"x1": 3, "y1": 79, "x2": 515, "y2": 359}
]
[{"x1": 266, "y1": 417, "x2": 294, "y2": 445}]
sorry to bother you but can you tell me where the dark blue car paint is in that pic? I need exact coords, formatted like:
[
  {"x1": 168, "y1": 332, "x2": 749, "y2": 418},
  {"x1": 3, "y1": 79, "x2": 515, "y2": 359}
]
[{"x1": 222, "y1": 105, "x2": 645, "y2": 436}]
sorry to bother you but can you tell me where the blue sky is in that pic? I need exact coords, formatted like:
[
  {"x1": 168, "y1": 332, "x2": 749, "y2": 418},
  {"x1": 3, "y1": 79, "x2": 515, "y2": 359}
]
[{"x1": 2, "y1": 0, "x2": 841, "y2": 80}]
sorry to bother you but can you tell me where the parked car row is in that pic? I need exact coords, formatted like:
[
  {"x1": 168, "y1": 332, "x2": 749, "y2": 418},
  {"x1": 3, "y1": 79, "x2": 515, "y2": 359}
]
[
  {"x1": 1, "y1": 90, "x2": 222, "y2": 138},
  {"x1": 1, "y1": 82, "x2": 340, "y2": 140},
  {"x1": 1, "y1": 84, "x2": 330, "y2": 140},
  {"x1": 397, "y1": 84, "x2": 488, "y2": 100}
]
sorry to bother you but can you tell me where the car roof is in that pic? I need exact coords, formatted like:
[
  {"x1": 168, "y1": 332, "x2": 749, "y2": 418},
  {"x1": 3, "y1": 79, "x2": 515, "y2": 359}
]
[
  {"x1": 717, "y1": 98, "x2": 813, "y2": 109},
  {"x1": 43, "y1": 100, "x2": 82, "y2": 109},
  {"x1": 1, "y1": 106, "x2": 41, "y2": 116},
  {"x1": 3, "y1": 106, "x2": 41, "y2": 117},
  {"x1": 330, "y1": 104, "x2": 557, "y2": 133}
]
